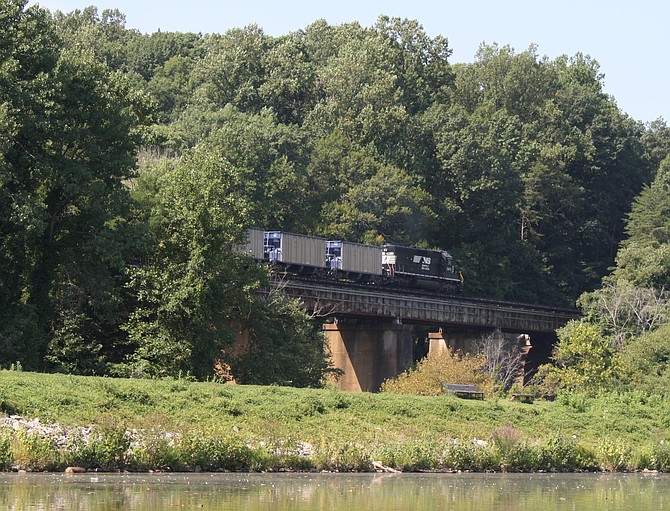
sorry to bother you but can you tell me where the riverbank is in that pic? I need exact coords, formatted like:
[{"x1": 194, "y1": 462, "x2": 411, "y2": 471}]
[{"x1": 1, "y1": 371, "x2": 669, "y2": 473}]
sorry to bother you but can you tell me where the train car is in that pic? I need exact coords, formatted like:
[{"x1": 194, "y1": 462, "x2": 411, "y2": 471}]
[
  {"x1": 326, "y1": 240, "x2": 383, "y2": 281},
  {"x1": 237, "y1": 227, "x2": 265, "y2": 260},
  {"x1": 382, "y1": 244, "x2": 461, "y2": 292},
  {"x1": 264, "y1": 231, "x2": 328, "y2": 272}
]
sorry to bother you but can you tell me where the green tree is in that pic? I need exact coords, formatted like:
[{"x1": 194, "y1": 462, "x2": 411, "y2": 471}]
[
  {"x1": 227, "y1": 293, "x2": 336, "y2": 387},
  {"x1": 304, "y1": 32, "x2": 409, "y2": 156},
  {"x1": 319, "y1": 162, "x2": 435, "y2": 245},
  {"x1": 0, "y1": 0, "x2": 150, "y2": 372},
  {"x1": 192, "y1": 25, "x2": 270, "y2": 113},
  {"x1": 122, "y1": 145, "x2": 260, "y2": 378},
  {"x1": 611, "y1": 155, "x2": 670, "y2": 289},
  {"x1": 540, "y1": 320, "x2": 618, "y2": 393},
  {"x1": 618, "y1": 322, "x2": 670, "y2": 394},
  {"x1": 258, "y1": 34, "x2": 316, "y2": 125}
]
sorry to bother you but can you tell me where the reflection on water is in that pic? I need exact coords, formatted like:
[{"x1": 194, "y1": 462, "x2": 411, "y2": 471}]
[{"x1": 1, "y1": 472, "x2": 669, "y2": 510}]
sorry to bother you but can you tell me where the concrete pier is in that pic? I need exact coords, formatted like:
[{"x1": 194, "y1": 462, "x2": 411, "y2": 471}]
[{"x1": 324, "y1": 321, "x2": 414, "y2": 392}]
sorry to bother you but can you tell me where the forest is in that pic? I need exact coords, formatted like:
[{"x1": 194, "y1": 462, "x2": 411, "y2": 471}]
[{"x1": 1, "y1": 0, "x2": 670, "y2": 392}]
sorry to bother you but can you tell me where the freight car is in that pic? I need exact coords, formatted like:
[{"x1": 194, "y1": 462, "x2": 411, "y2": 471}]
[
  {"x1": 325, "y1": 240, "x2": 383, "y2": 281},
  {"x1": 238, "y1": 227, "x2": 265, "y2": 260},
  {"x1": 263, "y1": 231, "x2": 328, "y2": 273}
]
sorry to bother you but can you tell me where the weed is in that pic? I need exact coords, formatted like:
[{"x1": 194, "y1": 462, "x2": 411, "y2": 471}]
[{"x1": 596, "y1": 436, "x2": 631, "y2": 472}]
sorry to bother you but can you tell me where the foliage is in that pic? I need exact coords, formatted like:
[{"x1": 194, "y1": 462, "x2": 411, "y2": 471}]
[
  {"x1": 617, "y1": 322, "x2": 670, "y2": 393},
  {"x1": 224, "y1": 292, "x2": 339, "y2": 388},
  {"x1": 538, "y1": 320, "x2": 618, "y2": 393},
  {"x1": 121, "y1": 145, "x2": 259, "y2": 379},
  {"x1": 380, "y1": 348, "x2": 493, "y2": 396},
  {"x1": 578, "y1": 279, "x2": 670, "y2": 349},
  {"x1": 611, "y1": 155, "x2": 670, "y2": 289},
  {"x1": 0, "y1": 0, "x2": 151, "y2": 372},
  {"x1": 2, "y1": 1, "x2": 667, "y2": 384}
]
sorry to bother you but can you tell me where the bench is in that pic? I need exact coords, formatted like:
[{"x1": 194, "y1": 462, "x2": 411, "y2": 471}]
[
  {"x1": 511, "y1": 393, "x2": 537, "y2": 403},
  {"x1": 443, "y1": 383, "x2": 484, "y2": 399}
]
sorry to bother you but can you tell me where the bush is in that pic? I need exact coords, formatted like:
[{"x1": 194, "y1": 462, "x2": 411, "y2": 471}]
[
  {"x1": 313, "y1": 440, "x2": 372, "y2": 472},
  {"x1": 376, "y1": 438, "x2": 440, "y2": 471},
  {"x1": 538, "y1": 435, "x2": 591, "y2": 471},
  {"x1": 380, "y1": 348, "x2": 493, "y2": 396},
  {"x1": 596, "y1": 436, "x2": 631, "y2": 472},
  {"x1": 11, "y1": 428, "x2": 63, "y2": 471}
]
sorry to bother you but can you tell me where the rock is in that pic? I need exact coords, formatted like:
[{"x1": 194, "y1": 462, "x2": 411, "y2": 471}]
[{"x1": 64, "y1": 466, "x2": 87, "y2": 474}]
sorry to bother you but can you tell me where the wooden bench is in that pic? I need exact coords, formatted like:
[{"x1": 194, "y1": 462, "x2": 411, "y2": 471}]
[{"x1": 443, "y1": 383, "x2": 484, "y2": 399}]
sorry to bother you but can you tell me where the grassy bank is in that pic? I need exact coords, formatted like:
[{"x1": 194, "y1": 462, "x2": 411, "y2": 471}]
[{"x1": 1, "y1": 370, "x2": 669, "y2": 473}]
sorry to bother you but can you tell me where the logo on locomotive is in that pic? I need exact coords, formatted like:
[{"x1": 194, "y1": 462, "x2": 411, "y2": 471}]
[{"x1": 412, "y1": 255, "x2": 431, "y2": 270}]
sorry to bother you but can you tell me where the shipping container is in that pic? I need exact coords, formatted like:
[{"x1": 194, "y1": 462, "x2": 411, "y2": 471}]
[
  {"x1": 264, "y1": 231, "x2": 328, "y2": 270},
  {"x1": 326, "y1": 240, "x2": 383, "y2": 276}
]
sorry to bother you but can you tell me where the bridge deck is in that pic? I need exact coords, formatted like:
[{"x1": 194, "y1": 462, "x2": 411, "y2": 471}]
[{"x1": 271, "y1": 278, "x2": 580, "y2": 333}]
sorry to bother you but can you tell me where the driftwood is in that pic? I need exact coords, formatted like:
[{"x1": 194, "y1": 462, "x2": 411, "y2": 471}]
[{"x1": 372, "y1": 461, "x2": 401, "y2": 473}]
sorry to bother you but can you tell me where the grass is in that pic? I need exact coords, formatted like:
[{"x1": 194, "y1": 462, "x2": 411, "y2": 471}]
[{"x1": 1, "y1": 370, "x2": 670, "y2": 472}]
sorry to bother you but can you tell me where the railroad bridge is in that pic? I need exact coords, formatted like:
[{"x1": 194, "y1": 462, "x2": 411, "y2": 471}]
[{"x1": 271, "y1": 278, "x2": 581, "y2": 392}]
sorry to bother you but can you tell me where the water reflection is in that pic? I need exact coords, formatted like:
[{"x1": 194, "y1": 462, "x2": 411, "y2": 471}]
[{"x1": 1, "y1": 472, "x2": 669, "y2": 511}]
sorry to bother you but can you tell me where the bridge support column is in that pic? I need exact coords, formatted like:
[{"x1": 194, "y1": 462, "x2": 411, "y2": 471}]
[{"x1": 324, "y1": 321, "x2": 414, "y2": 392}]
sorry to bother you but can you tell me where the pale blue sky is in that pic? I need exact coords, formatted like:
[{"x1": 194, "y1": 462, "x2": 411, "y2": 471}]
[{"x1": 29, "y1": 0, "x2": 670, "y2": 124}]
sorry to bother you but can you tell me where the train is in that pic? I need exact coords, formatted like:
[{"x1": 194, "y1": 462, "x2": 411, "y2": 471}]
[{"x1": 240, "y1": 228, "x2": 462, "y2": 293}]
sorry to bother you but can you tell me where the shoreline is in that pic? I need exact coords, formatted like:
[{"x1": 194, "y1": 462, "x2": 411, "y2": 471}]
[{"x1": 2, "y1": 371, "x2": 670, "y2": 474}]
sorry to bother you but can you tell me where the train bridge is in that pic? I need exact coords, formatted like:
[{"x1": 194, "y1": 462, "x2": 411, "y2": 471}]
[{"x1": 271, "y1": 277, "x2": 581, "y2": 392}]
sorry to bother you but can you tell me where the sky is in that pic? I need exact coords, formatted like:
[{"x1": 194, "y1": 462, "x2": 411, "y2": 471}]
[{"x1": 28, "y1": 0, "x2": 670, "y2": 124}]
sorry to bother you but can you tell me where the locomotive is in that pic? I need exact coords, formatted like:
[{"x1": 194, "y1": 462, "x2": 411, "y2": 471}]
[{"x1": 241, "y1": 228, "x2": 462, "y2": 293}]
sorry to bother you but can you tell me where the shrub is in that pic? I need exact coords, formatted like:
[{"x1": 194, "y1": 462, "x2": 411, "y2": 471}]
[
  {"x1": 380, "y1": 348, "x2": 493, "y2": 396},
  {"x1": 313, "y1": 440, "x2": 372, "y2": 472},
  {"x1": 376, "y1": 438, "x2": 440, "y2": 471},
  {"x1": 0, "y1": 430, "x2": 11, "y2": 470},
  {"x1": 11, "y1": 428, "x2": 63, "y2": 471},
  {"x1": 441, "y1": 439, "x2": 496, "y2": 472},
  {"x1": 538, "y1": 435, "x2": 590, "y2": 471},
  {"x1": 596, "y1": 436, "x2": 631, "y2": 472},
  {"x1": 647, "y1": 441, "x2": 670, "y2": 471},
  {"x1": 538, "y1": 320, "x2": 618, "y2": 394}
]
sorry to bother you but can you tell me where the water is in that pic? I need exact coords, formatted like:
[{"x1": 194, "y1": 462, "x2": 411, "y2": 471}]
[{"x1": 2, "y1": 472, "x2": 670, "y2": 510}]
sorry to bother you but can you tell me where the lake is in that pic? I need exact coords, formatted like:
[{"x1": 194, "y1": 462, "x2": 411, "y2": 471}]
[{"x1": 2, "y1": 472, "x2": 669, "y2": 510}]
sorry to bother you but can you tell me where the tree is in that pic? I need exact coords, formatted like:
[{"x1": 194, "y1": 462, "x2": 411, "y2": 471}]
[
  {"x1": 124, "y1": 145, "x2": 336, "y2": 385},
  {"x1": 258, "y1": 34, "x2": 317, "y2": 125},
  {"x1": 304, "y1": 32, "x2": 409, "y2": 156},
  {"x1": 476, "y1": 333, "x2": 525, "y2": 391},
  {"x1": 319, "y1": 161, "x2": 435, "y2": 245},
  {"x1": 122, "y1": 145, "x2": 260, "y2": 378},
  {"x1": 611, "y1": 155, "x2": 670, "y2": 289},
  {"x1": 539, "y1": 320, "x2": 618, "y2": 393},
  {"x1": 578, "y1": 279, "x2": 670, "y2": 349},
  {"x1": 225, "y1": 292, "x2": 336, "y2": 387},
  {"x1": 618, "y1": 322, "x2": 670, "y2": 394},
  {"x1": 192, "y1": 25, "x2": 270, "y2": 113},
  {"x1": 0, "y1": 0, "x2": 150, "y2": 372}
]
